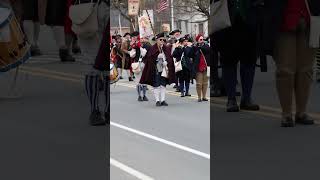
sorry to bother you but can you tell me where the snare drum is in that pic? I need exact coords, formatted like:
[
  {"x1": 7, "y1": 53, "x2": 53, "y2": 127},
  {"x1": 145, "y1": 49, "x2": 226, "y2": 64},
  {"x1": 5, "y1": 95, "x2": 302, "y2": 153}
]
[
  {"x1": 0, "y1": 7, "x2": 30, "y2": 72},
  {"x1": 110, "y1": 63, "x2": 119, "y2": 84}
]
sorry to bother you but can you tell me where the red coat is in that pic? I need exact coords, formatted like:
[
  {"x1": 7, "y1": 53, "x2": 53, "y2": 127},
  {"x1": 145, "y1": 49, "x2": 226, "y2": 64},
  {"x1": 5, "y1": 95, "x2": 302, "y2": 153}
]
[
  {"x1": 64, "y1": 0, "x2": 74, "y2": 34},
  {"x1": 139, "y1": 44, "x2": 176, "y2": 86},
  {"x1": 281, "y1": 0, "x2": 310, "y2": 32}
]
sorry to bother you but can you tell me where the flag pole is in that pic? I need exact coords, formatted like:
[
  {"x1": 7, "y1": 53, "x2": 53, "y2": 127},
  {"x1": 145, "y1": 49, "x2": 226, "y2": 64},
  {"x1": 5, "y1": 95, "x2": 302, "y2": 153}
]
[
  {"x1": 145, "y1": 9, "x2": 155, "y2": 36},
  {"x1": 170, "y1": 0, "x2": 174, "y2": 30},
  {"x1": 118, "y1": 14, "x2": 122, "y2": 35}
]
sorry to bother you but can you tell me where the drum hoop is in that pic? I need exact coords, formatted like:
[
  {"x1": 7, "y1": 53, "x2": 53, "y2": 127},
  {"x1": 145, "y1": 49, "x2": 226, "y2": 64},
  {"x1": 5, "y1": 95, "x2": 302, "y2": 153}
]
[
  {"x1": 0, "y1": 10, "x2": 12, "y2": 29},
  {"x1": 0, "y1": 48, "x2": 31, "y2": 73}
]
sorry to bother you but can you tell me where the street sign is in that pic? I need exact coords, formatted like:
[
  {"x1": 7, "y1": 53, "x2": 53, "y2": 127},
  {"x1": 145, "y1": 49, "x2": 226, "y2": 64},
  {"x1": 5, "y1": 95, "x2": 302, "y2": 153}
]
[
  {"x1": 162, "y1": 24, "x2": 170, "y2": 33},
  {"x1": 128, "y1": 0, "x2": 140, "y2": 16}
]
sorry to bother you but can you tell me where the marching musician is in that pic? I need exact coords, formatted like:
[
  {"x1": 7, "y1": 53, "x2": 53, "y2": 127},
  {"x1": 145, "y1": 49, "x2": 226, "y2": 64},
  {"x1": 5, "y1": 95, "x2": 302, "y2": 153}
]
[
  {"x1": 129, "y1": 32, "x2": 149, "y2": 102},
  {"x1": 169, "y1": 29, "x2": 183, "y2": 92},
  {"x1": 121, "y1": 32, "x2": 134, "y2": 81},
  {"x1": 172, "y1": 36, "x2": 194, "y2": 97},
  {"x1": 140, "y1": 32, "x2": 176, "y2": 107}
]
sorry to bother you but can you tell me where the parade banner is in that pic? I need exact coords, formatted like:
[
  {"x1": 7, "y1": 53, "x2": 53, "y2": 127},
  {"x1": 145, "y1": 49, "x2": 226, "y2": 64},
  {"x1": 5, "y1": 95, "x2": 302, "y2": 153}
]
[
  {"x1": 138, "y1": 10, "x2": 154, "y2": 38},
  {"x1": 128, "y1": 0, "x2": 140, "y2": 16}
]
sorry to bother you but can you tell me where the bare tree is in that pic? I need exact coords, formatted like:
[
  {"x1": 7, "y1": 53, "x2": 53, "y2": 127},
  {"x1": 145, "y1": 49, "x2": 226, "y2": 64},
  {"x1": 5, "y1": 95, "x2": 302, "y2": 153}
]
[
  {"x1": 111, "y1": 0, "x2": 131, "y2": 21},
  {"x1": 111, "y1": 0, "x2": 210, "y2": 20},
  {"x1": 173, "y1": 0, "x2": 210, "y2": 20}
]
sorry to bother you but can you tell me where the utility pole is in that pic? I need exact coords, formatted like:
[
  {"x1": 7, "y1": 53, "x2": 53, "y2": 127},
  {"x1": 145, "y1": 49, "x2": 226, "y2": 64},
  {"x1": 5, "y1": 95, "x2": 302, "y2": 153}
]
[{"x1": 170, "y1": 0, "x2": 174, "y2": 30}]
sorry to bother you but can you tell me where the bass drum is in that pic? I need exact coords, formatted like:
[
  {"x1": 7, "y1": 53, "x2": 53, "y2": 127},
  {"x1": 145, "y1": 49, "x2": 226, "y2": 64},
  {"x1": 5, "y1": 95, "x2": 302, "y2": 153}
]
[
  {"x1": 0, "y1": 7, "x2": 30, "y2": 73},
  {"x1": 110, "y1": 63, "x2": 119, "y2": 84}
]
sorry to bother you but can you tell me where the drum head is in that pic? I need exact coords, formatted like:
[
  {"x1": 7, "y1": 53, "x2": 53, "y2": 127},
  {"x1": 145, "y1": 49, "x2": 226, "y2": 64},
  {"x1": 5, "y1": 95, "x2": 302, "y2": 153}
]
[
  {"x1": 0, "y1": 8, "x2": 11, "y2": 26},
  {"x1": 110, "y1": 64, "x2": 114, "y2": 70}
]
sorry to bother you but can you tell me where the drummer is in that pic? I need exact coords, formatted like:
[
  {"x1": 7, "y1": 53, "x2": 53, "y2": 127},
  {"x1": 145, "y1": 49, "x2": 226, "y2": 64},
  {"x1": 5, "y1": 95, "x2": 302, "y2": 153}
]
[
  {"x1": 129, "y1": 32, "x2": 149, "y2": 102},
  {"x1": 121, "y1": 32, "x2": 134, "y2": 81}
]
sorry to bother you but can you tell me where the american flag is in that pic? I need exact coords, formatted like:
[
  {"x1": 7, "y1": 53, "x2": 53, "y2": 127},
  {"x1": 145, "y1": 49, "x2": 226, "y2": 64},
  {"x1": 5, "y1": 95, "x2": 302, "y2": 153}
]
[{"x1": 156, "y1": 0, "x2": 169, "y2": 13}]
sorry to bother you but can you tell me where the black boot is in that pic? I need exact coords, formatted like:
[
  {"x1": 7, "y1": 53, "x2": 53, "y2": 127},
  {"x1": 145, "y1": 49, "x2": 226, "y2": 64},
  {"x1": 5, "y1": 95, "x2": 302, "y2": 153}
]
[
  {"x1": 30, "y1": 45, "x2": 42, "y2": 56},
  {"x1": 104, "y1": 111, "x2": 110, "y2": 125},
  {"x1": 281, "y1": 116, "x2": 295, "y2": 127},
  {"x1": 143, "y1": 96, "x2": 149, "y2": 101},
  {"x1": 226, "y1": 99, "x2": 239, "y2": 112},
  {"x1": 90, "y1": 110, "x2": 106, "y2": 126},
  {"x1": 59, "y1": 48, "x2": 75, "y2": 62},
  {"x1": 295, "y1": 113, "x2": 314, "y2": 125},
  {"x1": 240, "y1": 99, "x2": 260, "y2": 111},
  {"x1": 72, "y1": 46, "x2": 81, "y2": 54},
  {"x1": 161, "y1": 101, "x2": 168, "y2": 106}
]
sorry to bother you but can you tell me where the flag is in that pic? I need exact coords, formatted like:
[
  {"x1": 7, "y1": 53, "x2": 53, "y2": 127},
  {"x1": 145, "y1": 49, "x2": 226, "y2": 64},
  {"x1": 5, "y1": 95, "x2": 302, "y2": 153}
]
[{"x1": 156, "y1": 0, "x2": 169, "y2": 13}]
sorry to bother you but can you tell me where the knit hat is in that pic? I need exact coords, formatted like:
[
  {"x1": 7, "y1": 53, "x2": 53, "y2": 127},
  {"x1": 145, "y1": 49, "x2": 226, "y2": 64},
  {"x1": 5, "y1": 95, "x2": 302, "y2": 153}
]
[{"x1": 195, "y1": 34, "x2": 203, "y2": 42}]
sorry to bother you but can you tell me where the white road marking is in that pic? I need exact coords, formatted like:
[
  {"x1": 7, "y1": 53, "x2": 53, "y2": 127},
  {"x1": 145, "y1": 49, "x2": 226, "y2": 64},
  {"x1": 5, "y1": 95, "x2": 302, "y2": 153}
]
[
  {"x1": 111, "y1": 121, "x2": 210, "y2": 160},
  {"x1": 110, "y1": 158, "x2": 155, "y2": 180}
]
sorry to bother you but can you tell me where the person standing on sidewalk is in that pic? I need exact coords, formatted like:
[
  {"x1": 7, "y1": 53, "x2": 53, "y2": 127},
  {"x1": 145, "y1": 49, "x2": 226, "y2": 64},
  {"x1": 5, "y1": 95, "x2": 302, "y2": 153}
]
[
  {"x1": 262, "y1": 0, "x2": 320, "y2": 127},
  {"x1": 192, "y1": 34, "x2": 210, "y2": 102},
  {"x1": 213, "y1": 0, "x2": 260, "y2": 112}
]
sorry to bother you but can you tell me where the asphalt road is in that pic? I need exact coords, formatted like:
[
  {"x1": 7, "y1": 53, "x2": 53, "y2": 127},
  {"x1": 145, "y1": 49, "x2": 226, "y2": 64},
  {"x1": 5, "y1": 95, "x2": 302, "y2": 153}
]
[
  {"x1": 212, "y1": 60, "x2": 320, "y2": 180},
  {"x1": 1, "y1": 25, "x2": 320, "y2": 180}
]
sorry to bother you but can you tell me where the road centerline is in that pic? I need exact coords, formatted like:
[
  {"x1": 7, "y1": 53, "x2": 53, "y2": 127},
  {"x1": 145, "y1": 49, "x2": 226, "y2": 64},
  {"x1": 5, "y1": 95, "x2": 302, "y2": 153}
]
[
  {"x1": 111, "y1": 121, "x2": 210, "y2": 160},
  {"x1": 110, "y1": 158, "x2": 155, "y2": 180}
]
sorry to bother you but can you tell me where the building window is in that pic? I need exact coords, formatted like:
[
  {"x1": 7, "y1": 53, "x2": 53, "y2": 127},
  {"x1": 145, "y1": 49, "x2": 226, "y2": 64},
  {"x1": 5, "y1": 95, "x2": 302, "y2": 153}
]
[
  {"x1": 199, "y1": 23, "x2": 204, "y2": 34},
  {"x1": 177, "y1": 20, "x2": 182, "y2": 30}
]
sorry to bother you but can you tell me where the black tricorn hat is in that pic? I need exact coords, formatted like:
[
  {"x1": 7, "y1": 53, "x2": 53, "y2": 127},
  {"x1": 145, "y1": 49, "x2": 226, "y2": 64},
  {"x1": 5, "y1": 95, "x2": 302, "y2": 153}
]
[
  {"x1": 131, "y1": 31, "x2": 139, "y2": 37},
  {"x1": 124, "y1": 32, "x2": 131, "y2": 37},
  {"x1": 178, "y1": 37, "x2": 187, "y2": 43},
  {"x1": 169, "y1": 29, "x2": 182, "y2": 35},
  {"x1": 115, "y1": 34, "x2": 122, "y2": 39},
  {"x1": 155, "y1": 32, "x2": 166, "y2": 39}
]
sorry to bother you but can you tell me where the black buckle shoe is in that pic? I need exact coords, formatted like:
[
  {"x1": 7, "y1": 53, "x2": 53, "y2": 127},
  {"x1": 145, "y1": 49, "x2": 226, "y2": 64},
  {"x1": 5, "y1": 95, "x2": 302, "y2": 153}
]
[
  {"x1": 143, "y1": 96, "x2": 149, "y2": 101},
  {"x1": 129, "y1": 77, "x2": 134, "y2": 81},
  {"x1": 281, "y1": 116, "x2": 295, "y2": 127},
  {"x1": 227, "y1": 99, "x2": 239, "y2": 112},
  {"x1": 185, "y1": 93, "x2": 191, "y2": 97},
  {"x1": 138, "y1": 96, "x2": 143, "y2": 102},
  {"x1": 90, "y1": 110, "x2": 106, "y2": 126},
  {"x1": 295, "y1": 114, "x2": 314, "y2": 125},
  {"x1": 181, "y1": 93, "x2": 185, "y2": 97},
  {"x1": 156, "y1": 101, "x2": 161, "y2": 106},
  {"x1": 60, "y1": 48, "x2": 75, "y2": 62},
  {"x1": 240, "y1": 100, "x2": 260, "y2": 111},
  {"x1": 161, "y1": 101, "x2": 168, "y2": 106},
  {"x1": 104, "y1": 112, "x2": 110, "y2": 125},
  {"x1": 30, "y1": 45, "x2": 42, "y2": 56},
  {"x1": 202, "y1": 98, "x2": 209, "y2": 101}
]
